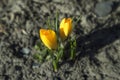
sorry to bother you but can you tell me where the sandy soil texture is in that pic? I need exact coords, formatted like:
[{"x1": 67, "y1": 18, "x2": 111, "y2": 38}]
[{"x1": 0, "y1": 0, "x2": 120, "y2": 80}]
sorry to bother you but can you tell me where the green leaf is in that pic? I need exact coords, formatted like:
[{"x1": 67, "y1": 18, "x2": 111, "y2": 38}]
[{"x1": 33, "y1": 53, "x2": 43, "y2": 62}]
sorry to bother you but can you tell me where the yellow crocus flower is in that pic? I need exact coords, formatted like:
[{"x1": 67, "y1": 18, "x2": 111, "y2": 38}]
[
  {"x1": 59, "y1": 18, "x2": 72, "y2": 40},
  {"x1": 40, "y1": 29, "x2": 57, "y2": 50}
]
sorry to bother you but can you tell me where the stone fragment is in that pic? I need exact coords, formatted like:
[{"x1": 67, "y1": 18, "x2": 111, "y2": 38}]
[
  {"x1": 20, "y1": 48, "x2": 30, "y2": 55},
  {"x1": 95, "y1": 1, "x2": 113, "y2": 17}
]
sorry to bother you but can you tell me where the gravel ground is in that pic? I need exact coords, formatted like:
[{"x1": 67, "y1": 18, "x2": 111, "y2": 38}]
[{"x1": 0, "y1": 0, "x2": 120, "y2": 80}]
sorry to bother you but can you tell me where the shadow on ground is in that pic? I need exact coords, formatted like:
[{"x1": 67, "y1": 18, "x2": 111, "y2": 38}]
[
  {"x1": 76, "y1": 23, "x2": 120, "y2": 60},
  {"x1": 60, "y1": 23, "x2": 120, "y2": 66}
]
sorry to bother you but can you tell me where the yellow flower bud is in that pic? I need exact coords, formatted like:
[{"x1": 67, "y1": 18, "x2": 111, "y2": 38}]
[
  {"x1": 40, "y1": 29, "x2": 58, "y2": 50},
  {"x1": 59, "y1": 18, "x2": 72, "y2": 40}
]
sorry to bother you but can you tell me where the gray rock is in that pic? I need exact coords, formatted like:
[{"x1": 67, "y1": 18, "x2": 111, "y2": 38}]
[
  {"x1": 95, "y1": 1, "x2": 113, "y2": 17},
  {"x1": 20, "y1": 48, "x2": 30, "y2": 55},
  {"x1": 33, "y1": 0, "x2": 50, "y2": 3},
  {"x1": 52, "y1": 0, "x2": 62, "y2": 3},
  {"x1": 53, "y1": 76, "x2": 61, "y2": 80},
  {"x1": 15, "y1": 65, "x2": 22, "y2": 71},
  {"x1": 32, "y1": 63, "x2": 40, "y2": 69}
]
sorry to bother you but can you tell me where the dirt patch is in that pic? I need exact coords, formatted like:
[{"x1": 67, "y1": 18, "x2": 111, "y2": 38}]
[{"x1": 0, "y1": 0, "x2": 120, "y2": 80}]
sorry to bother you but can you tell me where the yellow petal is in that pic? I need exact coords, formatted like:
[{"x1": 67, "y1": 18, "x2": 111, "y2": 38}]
[
  {"x1": 60, "y1": 18, "x2": 66, "y2": 29},
  {"x1": 59, "y1": 18, "x2": 72, "y2": 40},
  {"x1": 60, "y1": 28, "x2": 66, "y2": 41},
  {"x1": 64, "y1": 18, "x2": 72, "y2": 36},
  {"x1": 40, "y1": 29, "x2": 57, "y2": 49}
]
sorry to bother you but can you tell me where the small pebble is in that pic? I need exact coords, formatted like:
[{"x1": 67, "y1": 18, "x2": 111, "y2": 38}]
[
  {"x1": 95, "y1": 1, "x2": 113, "y2": 17},
  {"x1": 32, "y1": 63, "x2": 40, "y2": 69},
  {"x1": 52, "y1": 0, "x2": 62, "y2": 3},
  {"x1": 53, "y1": 76, "x2": 61, "y2": 80},
  {"x1": 15, "y1": 65, "x2": 22, "y2": 71},
  {"x1": 20, "y1": 48, "x2": 30, "y2": 55}
]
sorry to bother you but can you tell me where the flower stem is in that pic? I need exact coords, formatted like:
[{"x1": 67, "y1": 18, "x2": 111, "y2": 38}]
[
  {"x1": 52, "y1": 60, "x2": 58, "y2": 72},
  {"x1": 70, "y1": 39, "x2": 76, "y2": 60}
]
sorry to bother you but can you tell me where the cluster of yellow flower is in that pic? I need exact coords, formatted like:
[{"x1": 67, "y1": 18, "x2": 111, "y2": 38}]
[{"x1": 39, "y1": 18, "x2": 72, "y2": 50}]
